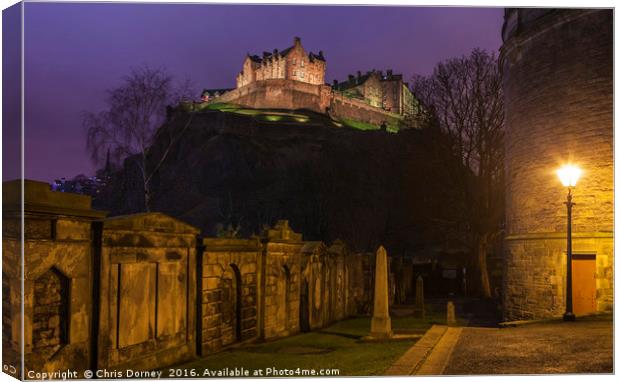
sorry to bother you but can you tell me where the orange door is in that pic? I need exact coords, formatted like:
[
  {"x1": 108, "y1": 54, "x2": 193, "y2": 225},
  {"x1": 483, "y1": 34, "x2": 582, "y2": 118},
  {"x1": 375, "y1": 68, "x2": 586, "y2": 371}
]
[{"x1": 572, "y1": 256, "x2": 597, "y2": 315}]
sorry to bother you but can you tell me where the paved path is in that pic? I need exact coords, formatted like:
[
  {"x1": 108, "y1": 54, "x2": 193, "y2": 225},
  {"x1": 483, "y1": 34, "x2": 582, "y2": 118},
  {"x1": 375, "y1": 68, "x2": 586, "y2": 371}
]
[
  {"x1": 386, "y1": 313, "x2": 612, "y2": 376},
  {"x1": 384, "y1": 325, "x2": 447, "y2": 375},
  {"x1": 416, "y1": 327, "x2": 462, "y2": 375},
  {"x1": 444, "y1": 315, "x2": 612, "y2": 375}
]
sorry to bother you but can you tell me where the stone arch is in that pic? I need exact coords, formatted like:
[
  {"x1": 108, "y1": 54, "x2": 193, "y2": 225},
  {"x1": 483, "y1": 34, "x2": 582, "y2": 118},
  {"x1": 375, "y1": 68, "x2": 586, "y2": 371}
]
[
  {"x1": 33, "y1": 267, "x2": 70, "y2": 359},
  {"x1": 221, "y1": 264, "x2": 242, "y2": 345}
]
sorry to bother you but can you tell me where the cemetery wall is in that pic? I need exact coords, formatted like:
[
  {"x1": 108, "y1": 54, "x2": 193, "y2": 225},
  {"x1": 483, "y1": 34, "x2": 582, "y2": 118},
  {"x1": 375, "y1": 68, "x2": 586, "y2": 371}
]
[
  {"x1": 97, "y1": 213, "x2": 199, "y2": 370},
  {"x1": 3, "y1": 181, "x2": 388, "y2": 374}
]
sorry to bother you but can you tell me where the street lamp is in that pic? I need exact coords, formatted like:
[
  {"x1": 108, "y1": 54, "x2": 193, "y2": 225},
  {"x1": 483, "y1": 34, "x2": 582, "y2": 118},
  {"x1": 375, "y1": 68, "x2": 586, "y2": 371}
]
[{"x1": 556, "y1": 164, "x2": 582, "y2": 321}]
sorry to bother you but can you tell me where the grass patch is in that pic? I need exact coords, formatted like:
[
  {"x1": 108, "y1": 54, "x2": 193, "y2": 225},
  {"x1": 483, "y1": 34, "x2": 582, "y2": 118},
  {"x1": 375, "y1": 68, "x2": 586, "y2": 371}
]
[
  {"x1": 200, "y1": 103, "x2": 399, "y2": 131},
  {"x1": 341, "y1": 118, "x2": 379, "y2": 131},
  {"x1": 203, "y1": 102, "x2": 239, "y2": 111},
  {"x1": 262, "y1": 115, "x2": 283, "y2": 122},
  {"x1": 176, "y1": 315, "x2": 439, "y2": 376}
]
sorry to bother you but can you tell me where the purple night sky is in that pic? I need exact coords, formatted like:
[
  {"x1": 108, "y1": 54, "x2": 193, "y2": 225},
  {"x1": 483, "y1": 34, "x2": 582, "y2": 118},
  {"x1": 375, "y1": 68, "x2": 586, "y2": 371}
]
[{"x1": 6, "y1": 2, "x2": 503, "y2": 182}]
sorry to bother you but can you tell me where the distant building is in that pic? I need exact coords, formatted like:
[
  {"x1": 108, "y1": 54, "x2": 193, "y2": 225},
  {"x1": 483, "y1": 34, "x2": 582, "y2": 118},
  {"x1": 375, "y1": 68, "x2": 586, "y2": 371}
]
[
  {"x1": 51, "y1": 175, "x2": 107, "y2": 197},
  {"x1": 201, "y1": 88, "x2": 234, "y2": 103},
  {"x1": 236, "y1": 36, "x2": 326, "y2": 88},
  {"x1": 332, "y1": 69, "x2": 415, "y2": 116},
  {"x1": 202, "y1": 37, "x2": 423, "y2": 127}
]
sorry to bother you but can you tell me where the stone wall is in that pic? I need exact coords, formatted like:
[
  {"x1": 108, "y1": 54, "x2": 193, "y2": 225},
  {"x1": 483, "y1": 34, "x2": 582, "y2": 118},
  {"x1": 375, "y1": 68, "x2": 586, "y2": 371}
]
[
  {"x1": 2, "y1": 180, "x2": 106, "y2": 378},
  {"x1": 97, "y1": 213, "x2": 199, "y2": 370},
  {"x1": 261, "y1": 221, "x2": 303, "y2": 340},
  {"x1": 199, "y1": 237, "x2": 261, "y2": 355},
  {"x1": 330, "y1": 92, "x2": 403, "y2": 127},
  {"x1": 344, "y1": 253, "x2": 370, "y2": 315},
  {"x1": 351, "y1": 72, "x2": 383, "y2": 108},
  {"x1": 503, "y1": 233, "x2": 613, "y2": 319},
  {"x1": 213, "y1": 78, "x2": 403, "y2": 128},
  {"x1": 197, "y1": 222, "x2": 370, "y2": 352},
  {"x1": 32, "y1": 268, "x2": 69, "y2": 360},
  {"x1": 327, "y1": 241, "x2": 349, "y2": 322},
  {"x1": 4, "y1": 181, "x2": 395, "y2": 376},
  {"x1": 501, "y1": 9, "x2": 613, "y2": 320},
  {"x1": 216, "y1": 79, "x2": 332, "y2": 114},
  {"x1": 298, "y1": 240, "x2": 354, "y2": 331},
  {"x1": 391, "y1": 257, "x2": 415, "y2": 304}
]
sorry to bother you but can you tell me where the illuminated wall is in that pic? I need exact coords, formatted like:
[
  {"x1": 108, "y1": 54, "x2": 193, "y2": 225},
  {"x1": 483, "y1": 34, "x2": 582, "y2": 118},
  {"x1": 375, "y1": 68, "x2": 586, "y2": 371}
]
[{"x1": 501, "y1": 9, "x2": 613, "y2": 320}]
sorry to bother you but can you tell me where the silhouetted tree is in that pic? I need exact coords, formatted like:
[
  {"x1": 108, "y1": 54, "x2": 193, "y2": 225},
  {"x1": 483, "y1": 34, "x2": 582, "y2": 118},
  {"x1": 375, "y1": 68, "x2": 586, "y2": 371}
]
[
  {"x1": 84, "y1": 66, "x2": 194, "y2": 211},
  {"x1": 412, "y1": 48, "x2": 504, "y2": 298}
]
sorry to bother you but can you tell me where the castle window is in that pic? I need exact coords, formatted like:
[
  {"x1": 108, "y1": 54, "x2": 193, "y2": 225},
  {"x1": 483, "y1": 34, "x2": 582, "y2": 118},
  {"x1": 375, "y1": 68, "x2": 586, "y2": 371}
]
[
  {"x1": 301, "y1": 60, "x2": 305, "y2": 67},
  {"x1": 293, "y1": 71, "x2": 297, "y2": 77},
  {"x1": 300, "y1": 72, "x2": 305, "y2": 78},
  {"x1": 292, "y1": 59, "x2": 297, "y2": 65}
]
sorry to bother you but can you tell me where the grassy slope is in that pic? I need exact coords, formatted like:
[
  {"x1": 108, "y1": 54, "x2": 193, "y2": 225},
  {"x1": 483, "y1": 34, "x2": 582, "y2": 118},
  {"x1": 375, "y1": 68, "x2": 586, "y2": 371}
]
[{"x1": 196, "y1": 102, "x2": 399, "y2": 132}]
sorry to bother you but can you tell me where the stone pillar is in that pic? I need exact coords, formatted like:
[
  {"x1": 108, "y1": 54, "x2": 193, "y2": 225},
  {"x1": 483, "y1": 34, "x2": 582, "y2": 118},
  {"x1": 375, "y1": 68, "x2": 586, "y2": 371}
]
[
  {"x1": 415, "y1": 276, "x2": 425, "y2": 318},
  {"x1": 260, "y1": 220, "x2": 303, "y2": 340},
  {"x1": 370, "y1": 246, "x2": 392, "y2": 338},
  {"x1": 447, "y1": 301, "x2": 456, "y2": 326}
]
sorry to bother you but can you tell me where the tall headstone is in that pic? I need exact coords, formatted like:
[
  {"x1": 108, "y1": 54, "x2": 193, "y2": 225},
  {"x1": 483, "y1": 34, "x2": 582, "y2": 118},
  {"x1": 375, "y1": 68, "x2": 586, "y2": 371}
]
[
  {"x1": 447, "y1": 301, "x2": 456, "y2": 326},
  {"x1": 415, "y1": 276, "x2": 425, "y2": 318},
  {"x1": 371, "y1": 246, "x2": 392, "y2": 338}
]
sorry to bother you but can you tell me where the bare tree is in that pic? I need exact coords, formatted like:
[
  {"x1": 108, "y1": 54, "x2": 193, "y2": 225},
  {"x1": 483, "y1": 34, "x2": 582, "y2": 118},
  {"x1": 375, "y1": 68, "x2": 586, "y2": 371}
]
[
  {"x1": 84, "y1": 66, "x2": 195, "y2": 211},
  {"x1": 412, "y1": 49, "x2": 504, "y2": 297}
]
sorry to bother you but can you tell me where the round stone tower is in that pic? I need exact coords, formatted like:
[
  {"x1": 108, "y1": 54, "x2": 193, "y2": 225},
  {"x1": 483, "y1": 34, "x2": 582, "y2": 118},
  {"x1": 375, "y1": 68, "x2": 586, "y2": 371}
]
[{"x1": 501, "y1": 9, "x2": 613, "y2": 320}]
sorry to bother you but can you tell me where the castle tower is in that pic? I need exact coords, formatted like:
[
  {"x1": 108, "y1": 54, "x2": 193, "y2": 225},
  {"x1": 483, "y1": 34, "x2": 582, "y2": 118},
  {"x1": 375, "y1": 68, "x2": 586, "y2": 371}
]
[{"x1": 501, "y1": 9, "x2": 613, "y2": 320}]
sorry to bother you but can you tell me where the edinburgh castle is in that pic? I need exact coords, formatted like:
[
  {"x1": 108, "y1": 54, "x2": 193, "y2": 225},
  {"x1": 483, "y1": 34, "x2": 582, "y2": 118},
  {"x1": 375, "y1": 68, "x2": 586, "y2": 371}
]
[{"x1": 201, "y1": 37, "x2": 421, "y2": 128}]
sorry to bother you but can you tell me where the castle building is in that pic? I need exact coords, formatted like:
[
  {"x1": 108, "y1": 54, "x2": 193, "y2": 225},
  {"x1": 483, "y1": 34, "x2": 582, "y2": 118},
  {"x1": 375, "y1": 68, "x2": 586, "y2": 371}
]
[
  {"x1": 202, "y1": 37, "x2": 422, "y2": 128},
  {"x1": 236, "y1": 36, "x2": 326, "y2": 88},
  {"x1": 501, "y1": 9, "x2": 613, "y2": 320},
  {"x1": 332, "y1": 69, "x2": 415, "y2": 116}
]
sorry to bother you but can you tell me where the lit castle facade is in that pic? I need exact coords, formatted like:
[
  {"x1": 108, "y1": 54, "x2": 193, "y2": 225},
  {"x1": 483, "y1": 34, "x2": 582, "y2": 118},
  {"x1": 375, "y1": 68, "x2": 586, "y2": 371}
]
[{"x1": 202, "y1": 37, "x2": 421, "y2": 127}]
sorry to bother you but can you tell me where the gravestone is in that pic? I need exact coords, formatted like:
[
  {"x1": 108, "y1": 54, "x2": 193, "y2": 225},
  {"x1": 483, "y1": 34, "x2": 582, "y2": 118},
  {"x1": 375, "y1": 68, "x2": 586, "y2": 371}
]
[
  {"x1": 447, "y1": 301, "x2": 456, "y2": 326},
  {"x1": 370, "y1": 246, "x2": 392, "y2": 338},
  {"x1": 415, "y1": 276, "x2": 425, "y2": 318}
]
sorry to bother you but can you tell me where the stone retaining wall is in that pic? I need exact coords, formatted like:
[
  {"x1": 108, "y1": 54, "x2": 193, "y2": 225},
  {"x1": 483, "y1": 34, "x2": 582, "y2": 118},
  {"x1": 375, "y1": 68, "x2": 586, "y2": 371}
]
[
  {"x1": 330, "y1": 92, "x2": 402, "y2": 126},
  {"x1": 215, "y1": 79, "x2": 331, "y2": 113},
  {"x1": 213, "y1": 79, "x2": 402, "y2": 127}
]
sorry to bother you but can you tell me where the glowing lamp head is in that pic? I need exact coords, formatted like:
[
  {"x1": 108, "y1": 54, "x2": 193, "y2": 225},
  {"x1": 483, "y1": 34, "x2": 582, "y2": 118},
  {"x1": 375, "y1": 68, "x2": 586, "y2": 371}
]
[{"x1": 557, "y1": 165, "x2": 582, "y2": 188}]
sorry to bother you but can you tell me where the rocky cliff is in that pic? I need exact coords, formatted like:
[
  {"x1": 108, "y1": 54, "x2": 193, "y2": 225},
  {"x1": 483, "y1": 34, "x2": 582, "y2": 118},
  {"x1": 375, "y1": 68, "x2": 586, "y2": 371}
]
[{"x1": 95, "y1": 109, "x2": 465, "y2": 254}]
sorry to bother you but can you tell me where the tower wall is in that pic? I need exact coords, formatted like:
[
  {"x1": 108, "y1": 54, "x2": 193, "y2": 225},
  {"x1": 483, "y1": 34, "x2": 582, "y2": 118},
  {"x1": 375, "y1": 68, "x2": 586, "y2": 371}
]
[{"x1": 501, "y1": 9, "x2": 613, "y2": 320}]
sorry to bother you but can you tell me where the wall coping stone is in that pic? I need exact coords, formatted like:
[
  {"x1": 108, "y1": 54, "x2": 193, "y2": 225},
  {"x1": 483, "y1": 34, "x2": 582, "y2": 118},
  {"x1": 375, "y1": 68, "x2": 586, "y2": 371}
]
[
  {"x1": 3, "y1": 179, "x2": 107, "y2": 219},
  {"x1": 103, "y1": 212, "x2": 200, "y2": 234},
  {"x1": 202, "y1": 237, "x2": 262, "y2": 252}
]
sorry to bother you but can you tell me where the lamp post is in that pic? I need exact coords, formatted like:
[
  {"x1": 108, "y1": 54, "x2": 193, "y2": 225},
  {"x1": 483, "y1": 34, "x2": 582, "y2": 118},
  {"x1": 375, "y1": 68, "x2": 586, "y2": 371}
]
[{"x1": 557, "y1": 165, "x2": 582, "y2": 321}]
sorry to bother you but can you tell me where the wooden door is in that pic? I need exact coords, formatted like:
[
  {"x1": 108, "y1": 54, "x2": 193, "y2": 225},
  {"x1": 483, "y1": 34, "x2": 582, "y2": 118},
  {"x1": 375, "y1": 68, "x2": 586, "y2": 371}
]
[{"x1": 572, "y1": 255, "x2": 596, "y2": 315}]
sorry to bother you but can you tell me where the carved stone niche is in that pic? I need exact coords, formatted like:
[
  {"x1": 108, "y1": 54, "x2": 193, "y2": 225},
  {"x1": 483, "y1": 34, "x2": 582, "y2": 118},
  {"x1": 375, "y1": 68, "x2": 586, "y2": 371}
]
[{"x1": 32, "y1": 267, "x2": 70, "y2": 360}]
